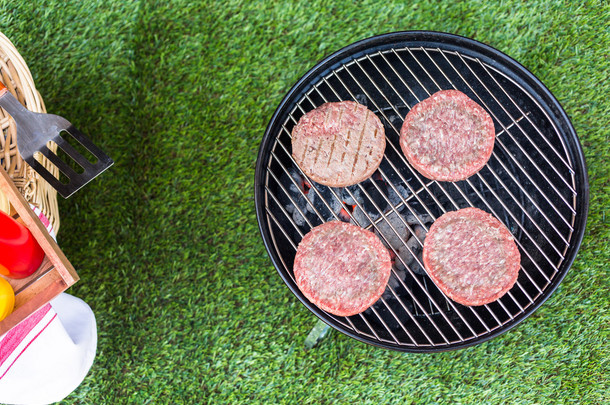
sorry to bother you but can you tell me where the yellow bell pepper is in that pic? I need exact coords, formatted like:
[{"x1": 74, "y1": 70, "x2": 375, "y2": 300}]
[{"x1": 0, "y1": 277, "x2": 15, "y2": 321}]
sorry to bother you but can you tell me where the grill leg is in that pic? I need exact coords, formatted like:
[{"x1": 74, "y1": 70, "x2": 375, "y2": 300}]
[{"x1": 304, "y1": 319, "x2": 331, "y2": 349}]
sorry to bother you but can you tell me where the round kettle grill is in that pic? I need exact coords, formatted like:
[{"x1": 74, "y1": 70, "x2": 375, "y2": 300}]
[{"x1": 254, "y1": 31, "x2": 589, "y2": 352}]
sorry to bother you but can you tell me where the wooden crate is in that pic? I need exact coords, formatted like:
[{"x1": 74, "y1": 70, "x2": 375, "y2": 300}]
[{"x1": 0, "y1": 166, "x2": 78, "y2": 335}]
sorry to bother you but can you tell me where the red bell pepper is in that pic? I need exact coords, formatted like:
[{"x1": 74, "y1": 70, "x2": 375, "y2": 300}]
[{"x1": 0, "y1": 210, "x2": 45, "y2": 279}]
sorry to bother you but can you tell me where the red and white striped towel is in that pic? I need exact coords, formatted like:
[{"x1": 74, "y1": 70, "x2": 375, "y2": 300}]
[
  {"x1": 0, "y1": 303, "x2": 55, "y2": 380},
  {"x1": 0, "y1": 206, "x2": 97, "y2": 405}
]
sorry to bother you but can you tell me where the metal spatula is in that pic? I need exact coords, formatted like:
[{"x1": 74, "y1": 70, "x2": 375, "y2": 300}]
[{"x1": 0, "y1": 82, "x2": 113, "y2": 198}]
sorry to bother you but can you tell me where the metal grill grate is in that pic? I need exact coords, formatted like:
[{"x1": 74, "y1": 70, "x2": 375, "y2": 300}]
[{"x1": 255, "y1": 32, "x2": 588, "y2": 351}]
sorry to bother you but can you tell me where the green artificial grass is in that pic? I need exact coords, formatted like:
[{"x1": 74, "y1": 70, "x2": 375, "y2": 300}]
[{"x1": 1, "y1": 0, "x2": 609, "y2": 403}]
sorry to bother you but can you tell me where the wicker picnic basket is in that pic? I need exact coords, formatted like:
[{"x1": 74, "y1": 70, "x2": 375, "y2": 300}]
[
  {"x1": 0, "y1": 33, "x2": 78, "y2": 335},
  {"x1": 0, "y1": 32, "x2": 60, "y2": 231}
]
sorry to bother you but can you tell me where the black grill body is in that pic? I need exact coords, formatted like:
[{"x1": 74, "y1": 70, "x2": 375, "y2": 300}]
[{"x1": 254, "y1": 31, "x2": 589, "y2": 352}]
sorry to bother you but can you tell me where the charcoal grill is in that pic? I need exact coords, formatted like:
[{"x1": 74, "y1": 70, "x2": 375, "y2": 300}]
[{"x1": 254, "y1": 31, "x2": 588, "y2": 352}]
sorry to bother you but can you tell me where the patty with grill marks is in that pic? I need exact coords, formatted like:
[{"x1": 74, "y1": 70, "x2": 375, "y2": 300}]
[{"x1": 291, "y1": 101, "x2": 385, "y2": 187}]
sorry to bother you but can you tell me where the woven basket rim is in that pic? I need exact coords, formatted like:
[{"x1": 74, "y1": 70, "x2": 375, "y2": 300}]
[{"x1": 0, "y1": 32, "x2": 60, "y2": 231}]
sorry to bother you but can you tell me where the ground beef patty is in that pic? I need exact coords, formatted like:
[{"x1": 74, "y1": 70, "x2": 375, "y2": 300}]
[
  {"x1": 292, "y1": 101, "x2": 385, "y2": 187},
  {"x1": 293, "y1": 221, "x2": 392, "y2": 316},
  {"x1": 400, "y1": 90, "x2": 495, "y2": 182},
  {"x1": 423, "y1": 207, "x2": 521, "y2": 306}
]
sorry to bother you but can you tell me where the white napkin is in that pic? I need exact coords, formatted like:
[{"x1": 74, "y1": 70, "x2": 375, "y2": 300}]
[{"x1": 0, "y1": 206, "x2": 97, "y2": 405}]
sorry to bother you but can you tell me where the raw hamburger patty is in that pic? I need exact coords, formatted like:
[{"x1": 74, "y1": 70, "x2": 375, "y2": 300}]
[
  {"x1": 292, "y1": 101, "x2": 385, "y2": 187},
  {"x1": 293, "y1": 221, "x2": 392, "y2": 316},
  {"x1": 400, "y1": 90, "x2": 495, "y2": 182},
  {"x1": 422, "y1": 207, "x2": 521, "y2": 306}
]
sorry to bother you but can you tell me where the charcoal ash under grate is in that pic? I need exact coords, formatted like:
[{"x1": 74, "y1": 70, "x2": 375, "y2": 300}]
[
  {"x1": 363, "y1": 207, "x2": 441, "y2": 330},
  {"x1": 306, "y1": 182, "x2": 344, "y2": 220},
  {"x1": 277, "y1": 168, "x2": 343, "y2": 226},
  {"x1": 348, "y1": 173, "x2": 413, "y2": 227},
  {"x1": 277, "y1": 164, "x2": 414, "y2": 229},
  {"x1": 354, "y1": 93, "x2": 369, "y2": 106},
  {"x1": 373, "y1": 211, "x2": 431, "y2": 279},
  {"x1": 276, "y1": 168, "x2": 307, "y2": 227},
  {"x1": 349, "y1": 177, "x2": 388, "y2": 227}
]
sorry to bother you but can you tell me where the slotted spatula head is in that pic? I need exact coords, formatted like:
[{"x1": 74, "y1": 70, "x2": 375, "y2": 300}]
[{"x1": 0, "y1": 82, "x2": 113, "y2": 198}]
